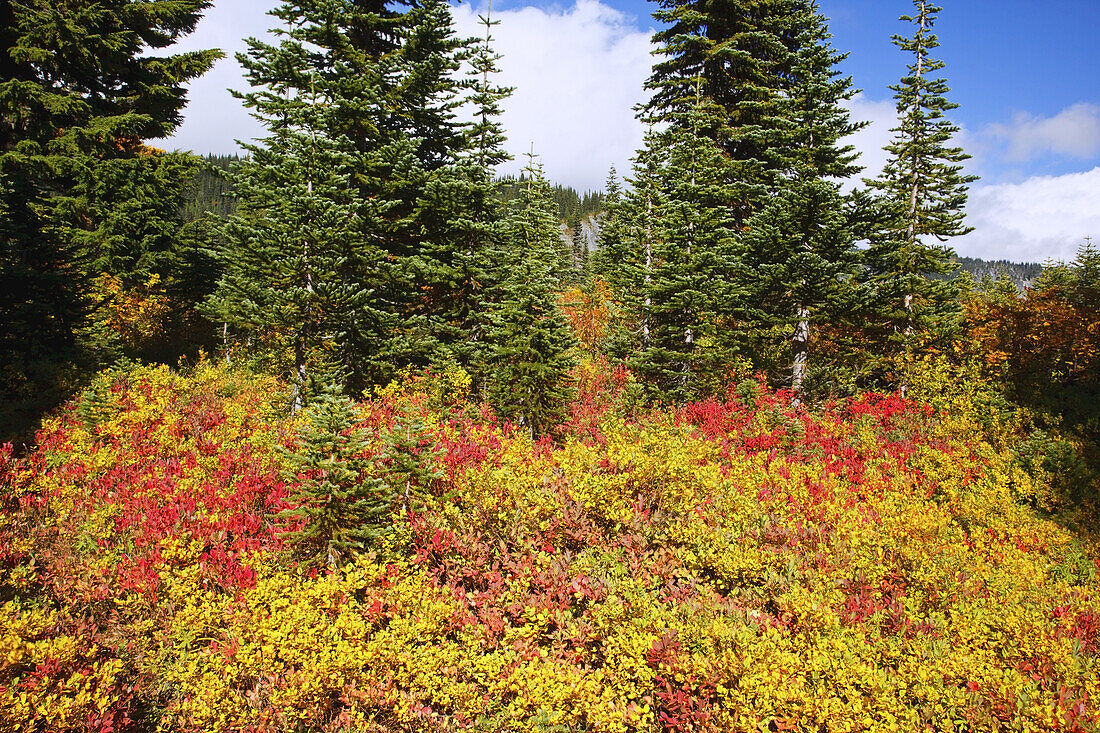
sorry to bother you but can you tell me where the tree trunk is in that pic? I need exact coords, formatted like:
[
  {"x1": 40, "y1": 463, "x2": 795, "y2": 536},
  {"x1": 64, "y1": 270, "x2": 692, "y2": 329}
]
[{"x1": 791, "y1": 305, "x2": 810, "y2": 404}]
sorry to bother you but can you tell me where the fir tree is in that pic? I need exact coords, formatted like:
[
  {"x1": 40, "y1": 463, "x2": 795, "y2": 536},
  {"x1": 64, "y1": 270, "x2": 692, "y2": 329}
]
[
  {"x1": 744, "y1": 180, "x2": 859, "y2": 399},
  {"x1": 378, "y1": 406, "x2": 444, "y2": 514},
  {"x1": 864, "y1": 0, "x2": 976, "y2": 363},
  {"x1": 0, "y1": 0, "x2": 218, "y2": 434},
  {"x1": 644, "y1": 0, "x2": 802, "y2": 225},
  {"x1": 603, "y1": 137, "x2": 669, "y2": 356},
  {"x1": 631, "y1": 94, "x2": 742, "y2": 401},
  {"x1": 741, "y1": 1, "x2": 864, "y2": 400},
  {"x1": 466, "y1": 0, "x2": 513, "y2": 172},
  {"x1": 590, "y1": 166, "x2": 633, "y2": 297},
  {"x1": 394, "y1": 0, "x2": 512, "y2": 383},
  {"x1": 487, "y1": 154, "x2": 576, "y2": 438},
  {"x1": 209, "y1": 5, "x2": 384, "y2": 409},
  {"x1": 279, "y1": 383, "x2": 395, "y2": 568}
]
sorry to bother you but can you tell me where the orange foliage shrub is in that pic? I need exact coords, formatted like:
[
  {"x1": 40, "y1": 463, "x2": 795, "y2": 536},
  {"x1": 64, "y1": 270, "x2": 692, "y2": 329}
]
[{"x1": 2, "y1": 362, "x2": 1100, "y2": 731}]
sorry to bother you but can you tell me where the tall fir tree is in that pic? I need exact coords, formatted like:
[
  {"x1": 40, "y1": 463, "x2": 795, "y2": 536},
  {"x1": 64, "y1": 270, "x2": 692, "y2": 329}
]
[
  {"x1": 486, "y1": 154, "x2": 576, "y2": 438},
  {"x1": 208, "y1": 4, "x2": 384, "y2": 409},
  {"x1": 741, "y1": 1, "x2": 864, "y2": 400},
  {"x1": 599, "y1": 137, "x2": 669, "y2": 358},
  {"x1": 631, "y1": 93, "x2": 742, "y2": 401},
  {"x1": 644, "y1": 0, "x2": 802, "y2": 226},
  {"x1": 864, "y1": 0, "x2": 976, "y2": 370},
  {"x1": 395, "y1": 0, "x2": 512, "y2": 383},
  {"x1": 0, "y1": 0, "x2": 218, "y2": 436}
]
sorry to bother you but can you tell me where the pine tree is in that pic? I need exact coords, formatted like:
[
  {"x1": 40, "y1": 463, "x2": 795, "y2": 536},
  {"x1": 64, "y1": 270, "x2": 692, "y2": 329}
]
[
  {"x1": 741, "y1": 1, "x2": 864, "y2": 400},
  {"x1": 279, "y1": 383, "x2": 395, "y2": 568},
  {"x1": 864, "y1": 0, "x2": 976, "y2": 364},
  {"x1": 487, "y1": 154, "x2": 576, "y2": 438}
]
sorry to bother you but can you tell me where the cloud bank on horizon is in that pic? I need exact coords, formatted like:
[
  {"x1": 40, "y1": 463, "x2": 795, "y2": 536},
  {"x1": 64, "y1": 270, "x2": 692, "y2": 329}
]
[{"x1": 159, "y1": 0, "x2": 1098, "y2": 264}]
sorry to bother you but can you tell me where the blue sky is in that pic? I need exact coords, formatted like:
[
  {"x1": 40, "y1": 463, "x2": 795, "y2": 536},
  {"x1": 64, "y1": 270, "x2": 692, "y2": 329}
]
[{"x1": 161, "y1": 0, "x2": 1100, "y2": 262}]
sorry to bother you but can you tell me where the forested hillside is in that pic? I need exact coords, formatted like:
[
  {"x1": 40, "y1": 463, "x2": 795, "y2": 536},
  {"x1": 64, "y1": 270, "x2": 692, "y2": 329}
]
[
  {"x1": 1, "y1": 0, "x2": 1098, "y2": 730},
  {"x1": 955, "y1": 256, "x2": 1043, "y2": 289}
]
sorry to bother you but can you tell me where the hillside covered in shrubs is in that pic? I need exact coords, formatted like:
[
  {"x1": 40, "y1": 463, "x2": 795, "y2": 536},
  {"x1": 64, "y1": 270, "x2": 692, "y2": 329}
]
[{"x1": 3, "y1": 361, "x2": 1100, "y2": 732}]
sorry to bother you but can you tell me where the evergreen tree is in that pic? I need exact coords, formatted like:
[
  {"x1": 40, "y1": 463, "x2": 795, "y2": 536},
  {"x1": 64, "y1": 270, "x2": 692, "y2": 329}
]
[
  {"x1": 378, "y1": 406, "x2": 444, "y2": 514},
  {"x1": 394, "y1": 0, "x2": 512, "y2": 382},
  {"x1": 644, "y1": 0, "x2": 802, "y2": 225},
  {"x1": 0, "y1": 0, "x2": 218, "y2": 436},
  {"x1": 590, "y1": 166, "x2": 631, "y2": 294},
  {"x1": 466, "y1": 0, "x2": 512, "y2": 172},
  {"x1": 631, "y1": 94, "x2": 742, "y2": 401},
  {"x1": 487, "y1": 155, "x2": 576, "y2": 438},
  {"x1": 864, "y1": 0, "x2": 976, "y2": 364},
  {"x1": 602, "y1": 138, "x2": 669, "y2": 356},
  {"x1": 279, "y1": 383, "x2": 395, "y2": 568},
  {"x1": 744, "y1": 180, "x2": 859, "y2": 399},
  {"x1": 741, "y1": 1, "x2": 864, "y2": 399},
  {"x1": 208, "y1": 5, "x2": 384, "y2": 409}
]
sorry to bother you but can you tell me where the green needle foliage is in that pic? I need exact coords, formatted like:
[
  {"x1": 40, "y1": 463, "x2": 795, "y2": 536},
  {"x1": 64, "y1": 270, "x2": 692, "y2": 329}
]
[
  {"x1": 0, "y1": 0, "x2": 218, "y2": 439},
  {"x1": 864, "y1": 0, "x2": 977, "y2": 365},
  {"x1": 208, "y1": 3, "x2": 385, "y2": 410},
  {"x1": 631, "y1": 95, "x2": 742, "y2": 402},
  {"x1": 741, "y1": 1, "x2": 864, "y2": 399},
  {"x1": 279, "y1": 382, "x2": 395, "y2": 569},
  {"x1": 378, "y1": 406, "x2": 444, "y2": 515},
  {"x1": 645, "y1": 0, "x2": 801, "y2": 226},
  {"x1": 487, "y1": 154, "x2": 576, "y2": 438}
]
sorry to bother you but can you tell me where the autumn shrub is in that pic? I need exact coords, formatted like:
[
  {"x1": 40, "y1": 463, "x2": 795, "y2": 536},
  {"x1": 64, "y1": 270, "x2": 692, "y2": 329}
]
[{"x1": 3, "y1": 360, "x2": 1100, "y2": 731}]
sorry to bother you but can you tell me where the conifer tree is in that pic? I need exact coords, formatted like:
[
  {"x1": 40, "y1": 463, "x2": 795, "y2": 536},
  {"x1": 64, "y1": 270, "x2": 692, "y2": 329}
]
[
  {"x1": 378, "y1": 406, "x2": 444, "y2": 514},
  {"x1": 396, "y1": 0, "x2": 512, "y2": 381},
  {"x1": 590, "y1": 166, "x2": 635, "y2": 300},
  {"x1": 644, "y1": 0, "x2": 802, "y2": 225},
  {"x1": 487, "y1": 155, "x2": 576, "y2": 438},
  {"x1": 0, "y1": 0, "x2": 218, "y2": 427},
  {"x1": 864, "y1": 0, "x2": 976, "y2": 362},
  {"x1": 209, "y1": 5, "x2": 384, "y2": 409},
  {"x1": 279, "y1": 383, "x2": 394, "y2": 568},
  {"x1": 270, "y1": 0, "x2": 419, "y2": 389},
  {"x1": 631, "y1": 94, "x2": 742, "y2": 401},
  {"x1": 466, "y1": 0, "x2": 513, "y2": 173},
  {"x1": 741, "y1": 2, "x2": 864, "y2": 399},
  {"x1": 600, "y1": 140, "x2": 669, "y2": 355}
]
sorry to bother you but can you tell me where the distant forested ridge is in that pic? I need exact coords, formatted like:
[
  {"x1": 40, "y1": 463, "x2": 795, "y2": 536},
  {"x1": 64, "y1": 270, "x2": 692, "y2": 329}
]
[
  {"x1": 954, "y1": 256, "x2": 1043, "y2": 289},
  {"x1": 181, "y1": 154, "x2": 238, "y2": 221},
  {"x1": 183, "y1": 161, "x2": 605, "y2": 226}
]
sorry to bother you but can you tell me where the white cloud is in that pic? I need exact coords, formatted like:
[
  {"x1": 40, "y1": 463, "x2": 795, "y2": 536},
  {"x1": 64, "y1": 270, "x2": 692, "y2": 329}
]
[
  {"x1": 157, "y1": 0, "x2": 654, "y2": 189},
  {"x1": 841, "y1": 93, "x2": 897, "y2": 187},
  {"x1": 839, "y1": 96, "x2": 1098, "y2": 263},
  {"x1": 450, "y1": 0, "x2": 653, "y2": 190},
  {"x1": 154, "y1": 2, "x2": 273, "y2": 154},
  {"x1": 954, "y1": 168, "x2": 1100, "y2": 262},
  {"x1": 985, "y1": 103, "x2": 1100, "y2": 162}
]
